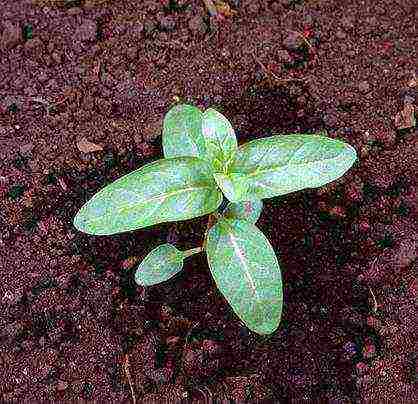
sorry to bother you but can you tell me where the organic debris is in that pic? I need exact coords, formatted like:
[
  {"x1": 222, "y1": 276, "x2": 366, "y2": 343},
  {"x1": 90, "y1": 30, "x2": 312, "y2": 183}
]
[{"x1": 394, "y1": 103, "x2": 416, "y2": 130}]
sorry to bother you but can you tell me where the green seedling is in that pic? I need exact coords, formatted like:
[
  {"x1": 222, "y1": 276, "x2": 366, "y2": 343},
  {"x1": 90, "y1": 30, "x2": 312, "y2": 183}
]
[{"x1": 73, "y1": 104, "x2": 357, "y2": 335}]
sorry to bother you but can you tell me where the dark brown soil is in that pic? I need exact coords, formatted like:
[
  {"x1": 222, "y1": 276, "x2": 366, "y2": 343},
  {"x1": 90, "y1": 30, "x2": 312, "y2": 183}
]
[{"x1": 1, "y1": 0, "x2": 417, "y2": 402}]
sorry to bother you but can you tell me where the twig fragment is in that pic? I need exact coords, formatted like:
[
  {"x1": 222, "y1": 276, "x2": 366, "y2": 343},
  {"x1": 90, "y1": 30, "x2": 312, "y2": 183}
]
[
  {"x1": 123, "y1": 354, "x2": 137, "y2": 404},
  {"x1": 252, "y1": 52, "x2": 308, "y2": 85},
  {"x1": 368, "y1": 286, "x2": 378, "y2": 313}
]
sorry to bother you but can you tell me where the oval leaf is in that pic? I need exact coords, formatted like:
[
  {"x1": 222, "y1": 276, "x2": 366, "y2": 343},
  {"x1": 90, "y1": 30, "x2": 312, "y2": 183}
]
[
  {"x1": 228, "y1": 134, "x2": 357, "y2": 200},
  {"x1": 135, "y1": 243, "x2": 184, "y2": 286},
  {"x1": 162, "y1": 104, "x2": 206, "y2": 159},
  {"x1": 206, "y1": 218, "x2": 282, "y2": 335},
  {"x1": 74, "y1": 157, "x2": 223, "y2": 235},
  {"x1": 222, "y1": 199, "x2": 263, "y2": 224},
  {"x1": 202, "y1": 108, "x2": 238, "y2": 172}
]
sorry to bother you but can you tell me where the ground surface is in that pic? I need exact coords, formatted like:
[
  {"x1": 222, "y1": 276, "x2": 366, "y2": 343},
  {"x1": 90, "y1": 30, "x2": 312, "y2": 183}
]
[{"x1": 0, "y1": 0, "x2": 417, "y2": 402}]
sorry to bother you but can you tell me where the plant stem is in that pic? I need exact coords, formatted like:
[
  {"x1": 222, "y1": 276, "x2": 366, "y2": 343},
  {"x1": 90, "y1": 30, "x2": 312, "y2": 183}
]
[{"x1": 182, "y1": 246, "x2": 203, "y2": 258}]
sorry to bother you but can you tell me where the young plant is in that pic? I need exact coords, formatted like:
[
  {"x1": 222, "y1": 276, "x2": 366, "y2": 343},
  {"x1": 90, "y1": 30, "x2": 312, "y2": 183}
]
[{"x1": 73, "y1": 104, "x2": 357, "y2": 335}]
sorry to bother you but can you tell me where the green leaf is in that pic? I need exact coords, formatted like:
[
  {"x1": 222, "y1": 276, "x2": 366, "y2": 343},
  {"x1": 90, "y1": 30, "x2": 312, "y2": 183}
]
[
  {"x1": 212, "y1": 172, "x2": 249, "y2": 202},
  {"x1": 162, "y1": 104, "x2": 206, "y2": 159},
  {"x1": 74, "y1": 157, "x2": 223, "y2": 235},
  {"x1": 206, "y1": 218, "x2": 282, "y2": 335},
  {"x1": 222, "y1": 199, "x2": 263, "y2": 224},
  {"x1": 227, "y1": 134, "x2": 357, "y2": 201},
  {"x1": 135, "y1": 243, "x2": 184, "y2": 286},
  {"x1": 202, "y1": 108, "x2": 238, "y2": 172}
]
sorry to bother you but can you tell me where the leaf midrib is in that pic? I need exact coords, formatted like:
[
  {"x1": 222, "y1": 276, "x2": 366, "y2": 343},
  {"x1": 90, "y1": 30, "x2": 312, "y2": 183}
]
[
  {"x1": 233, "y1": 149, "x2": 350, "y2": 179},
  {"x1": 85, "y1": 184, "x2": 219, "y2": 228},
  {"x1": 221, "y1": 220, "x2": 261, "y2": 302}
]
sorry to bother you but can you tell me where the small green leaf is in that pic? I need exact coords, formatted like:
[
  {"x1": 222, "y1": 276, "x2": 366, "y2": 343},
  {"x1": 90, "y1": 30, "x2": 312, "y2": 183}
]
[
  {"x1": 135, "y1": 244, "x2": 184, "y2": 286},
  {"x1": 212, "y1": 172, "x2": 249, "y2": 202},
  {"x1": 222, "y1": 199, "x2": 263, "y2": 224},
  {"x1": 74, "y1": 157, "x2": 223, "y2": 235},
  {"x1": 162, "y1": 104, "x2": 206, "y2": 160},
  {"x1": 202, "y1": 108, "x2": 238, "y2": 172},
  {"x1": 227, "y1": 134, "x2": 357, "y2": 201},
  {"x1": 206, "y1": 218, "x2": 282, "y2": 335}
]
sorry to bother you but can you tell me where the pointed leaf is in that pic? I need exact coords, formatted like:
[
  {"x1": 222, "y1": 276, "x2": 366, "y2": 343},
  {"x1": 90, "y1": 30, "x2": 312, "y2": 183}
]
[
  {"x1": 206, "y1": 218, "x2": 282, "y2": 335},
  {"x1": 222, "y1": 199, "x2": 263, "y2": 224},
  {"x1": 135, "y1": 243, "x2": 184, "y2": 286},
  {"x1": 74, "y1": 157, "x2": 223, "y2": 235},
  {"x1": 162, "y1": 104, "x2": 206, "y2": 159},
  {"x1": 228, "y1": 134, "x2": 357, "y2": 201},
  {"x1": 202, "y1": 108, "x2": 238, "y2": 172}
]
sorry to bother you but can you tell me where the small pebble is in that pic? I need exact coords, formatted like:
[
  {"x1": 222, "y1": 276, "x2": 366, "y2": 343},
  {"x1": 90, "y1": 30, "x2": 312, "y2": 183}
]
[
  {"x1": 358, "y1": 81, "x2": 370, "y2": 93},
  {"x1": 202, "y1": 339, "x2": 220, "y2": 355},
  {"x1": 335, "y1": 30, "x2": 347, "y2": 40},
  {"x1": 56, "y1": 380, "x2": 68, "y2": 392}
]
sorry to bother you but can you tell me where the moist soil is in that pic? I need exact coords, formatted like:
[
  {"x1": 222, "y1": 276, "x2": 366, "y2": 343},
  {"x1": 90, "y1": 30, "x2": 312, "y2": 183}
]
[{"x1": 1, "y1": 0, "x2": 417, "y2": 402}]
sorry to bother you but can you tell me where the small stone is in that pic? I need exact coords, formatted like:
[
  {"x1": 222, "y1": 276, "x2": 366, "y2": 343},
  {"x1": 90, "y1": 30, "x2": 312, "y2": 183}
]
[
  {"x1": 1, "y1": 21, "x2": 22, "y2": 49},
  {"x1": 188, "y1": 15, "x2": 207, "y2": 36},
  {"x1": 246, "y1": 2, "x2": 260, "y2": 15},
  {"x1": 51, "y1": 51, "x2": 62, "y2": 64},
  {"x1": 283, "y1": 31, "x2": 304, "y2": 51},
  {"x1": 56, "y1": 380, "x2": 68, "y2": 392},
  {"x1": 37, "y1": 70, "x2": 49, "y2": 83},
  {"x1": 67, "y1": 7, "x2": 83, "y2": 16},
  {"x1": 202, "y1": 339, "x2": 220, "y2": 355},
  {"x1": 270, "y1": 2, "x2": 282, "y2": 13},
  {"x1": 125, "y1": 46, "x2": 137, "y2": 61},
  {"x1": 158, "y1": 16, "x2": 176, "y2": 32},
  {"x1": 335, "y1": 30, "x2": 347, "y2": 40},
  {"x1": 76, "y1": 137, "x2": 104, "y2": 153},
  {"x1": 358, "y1": 81, "x2": 370, "y2": 93},
  {"x1": 76, "y1": 18, "x2": 97, "y2": 42}
]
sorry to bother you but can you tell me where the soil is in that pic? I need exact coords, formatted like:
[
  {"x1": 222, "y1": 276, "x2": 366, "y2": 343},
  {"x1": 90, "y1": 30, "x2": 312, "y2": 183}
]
[{"x1": 1, "y1": 0, "x2": 417, "y2": 402}]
